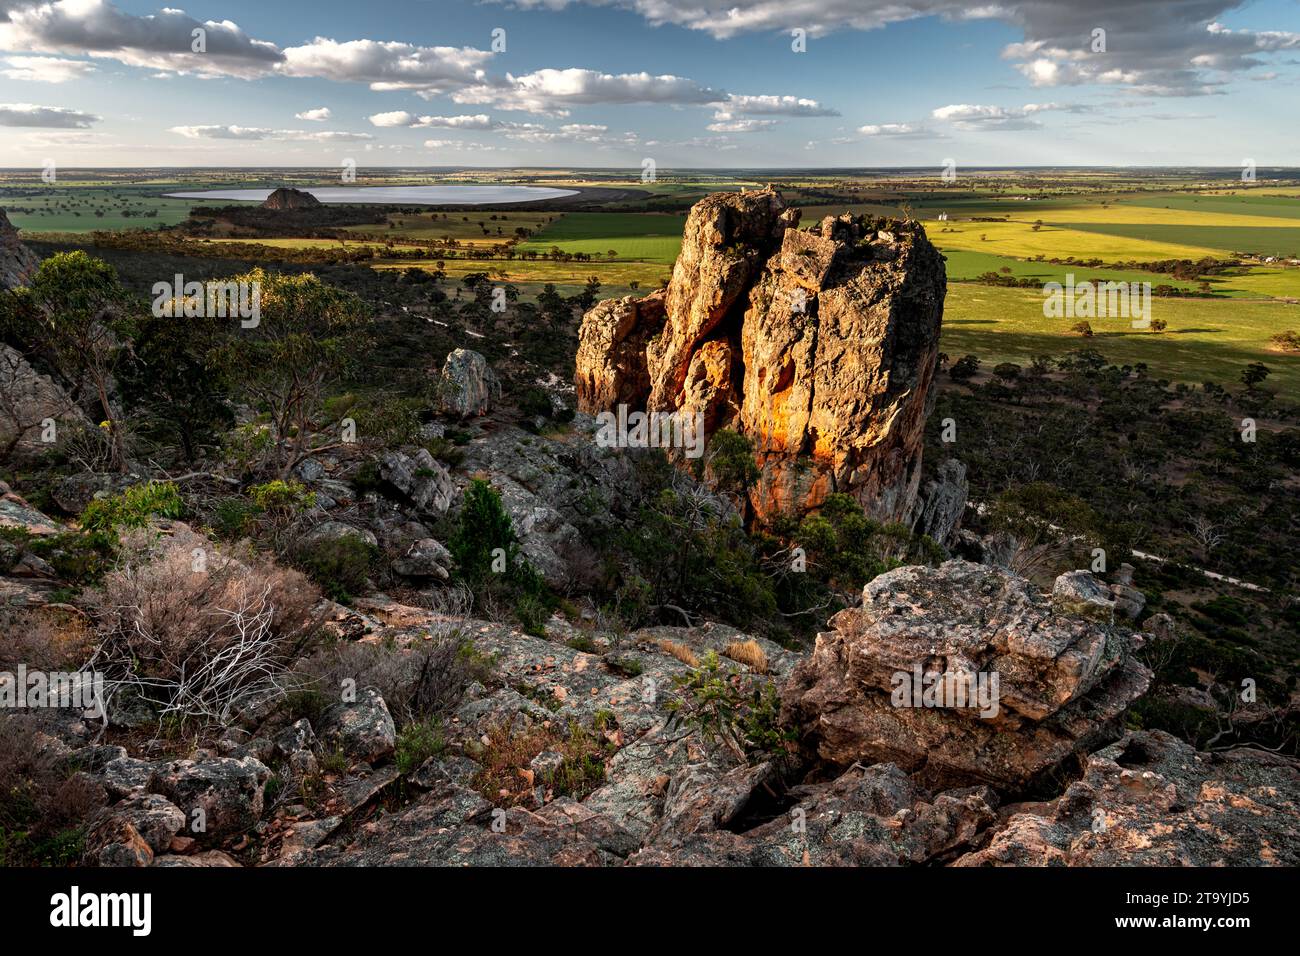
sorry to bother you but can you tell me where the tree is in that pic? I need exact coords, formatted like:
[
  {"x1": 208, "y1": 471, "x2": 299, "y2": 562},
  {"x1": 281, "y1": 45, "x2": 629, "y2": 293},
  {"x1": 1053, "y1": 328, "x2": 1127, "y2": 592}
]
[
  {"x1": 1241, "y1": 362, "x2": 1271, "y2": 390},
  {"x1": 9, "y1": 251, "x2": 137, "y2": 471},
  {"x1": 218, "y1": 269, "x2": 371, "y2": 477}
]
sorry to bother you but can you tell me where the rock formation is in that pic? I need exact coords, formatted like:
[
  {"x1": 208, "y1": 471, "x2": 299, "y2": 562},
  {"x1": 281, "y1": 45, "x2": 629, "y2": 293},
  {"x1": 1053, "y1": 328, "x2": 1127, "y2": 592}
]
[
  {"x1": 0, "y1": 208, "x2": 38, "y2": 290},
  {"x1": 439, "y1": 348, "x2": 500, "y2": 418},
  {"x1": 261, "y1": 187, "x2": 322, "y2": 210},
  {"x1": 780, "y1": 560, "x2": 1152, "y2": 790},
  {"x1": 575, "y1": 188, "x2": 946, "y2": 524}
]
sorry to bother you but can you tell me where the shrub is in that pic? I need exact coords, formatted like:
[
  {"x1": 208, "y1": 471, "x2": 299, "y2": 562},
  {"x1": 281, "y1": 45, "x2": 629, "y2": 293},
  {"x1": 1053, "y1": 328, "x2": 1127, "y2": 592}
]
[
  {"x1": 666, "y1": 651, "x2": 793, "y2": 763},
  {"x1": 293, "y1": 628, "x2": 491, "y2": 728},
  {"x1": 79, "y1": 480, "x2": 184, "y2": 536},
  {"x1": 0, "y1": 714, "x2": 106, "y2": 865},
  {"x1": 395, "y1": 719, "x2": 445, "y2": 774},
  {"x1": 292, "y1": 534, "x2": 374, "y2": 603},
  {"x1": 248, "y1": 479, "x2": 315, "y2": 516},
  {"x1": 1070, "y1": 321, "x2": 1094, "y2": 337},
  {"x1": 949, "y1": 354, "x2": 981, "y2": 380},
  {"x1": 86, "y1": 528, "x2": 322, "y2": 725},
  {"x1": 1269, "y1": 330, "x2": 1300, "y2": 352}
]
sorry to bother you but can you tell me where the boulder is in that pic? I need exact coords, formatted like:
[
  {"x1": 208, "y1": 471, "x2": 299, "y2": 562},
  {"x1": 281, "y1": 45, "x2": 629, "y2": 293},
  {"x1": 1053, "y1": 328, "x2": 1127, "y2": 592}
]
[
  {"x1": 379, "y1": 448, "x2": 455, "y2": 516},
  {"x1": 780, "y1": 560, "x2": 1151, "y2": 790},
  {"x1": 0, "y1": 486, "x2": 61, "y2": 536},
  {"x1": 391, "y1": 537, "x2": 453, "y2": 580},
  {"x1": 909, "y1": 458, "x2": 968, "y2": 547},
  {"x1": 439, "y1": 348, "x2": 500, "y2": 418},
  {"x1": 575, "y1": 189, "x2": 946, "y2": 525},
  {"x1": 317, "y1": 687, "x2": 397, "y2": 764},
  {"x1": 147, "y1": 756, "x2": 271, "y2": 846},
  {"x1": 0, "y1": 208, "x2": 37, "y2": 290},
  {"x1": 301, "y1": 520, "x2": 377, "y2": 550}
]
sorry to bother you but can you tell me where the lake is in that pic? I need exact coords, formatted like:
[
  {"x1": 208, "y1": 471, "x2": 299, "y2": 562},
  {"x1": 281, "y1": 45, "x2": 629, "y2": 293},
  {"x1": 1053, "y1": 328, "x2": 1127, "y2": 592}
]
[{"x1": 163, "y1": 185, "x2": 580, "y2": 204}]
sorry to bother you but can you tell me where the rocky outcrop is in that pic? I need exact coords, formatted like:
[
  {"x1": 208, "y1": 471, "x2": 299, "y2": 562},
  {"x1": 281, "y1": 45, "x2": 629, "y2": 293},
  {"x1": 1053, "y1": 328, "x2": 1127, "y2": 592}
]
[
  {"x1": 780, "y1": 560, "x2": 1151, "y2": 790},
  {"x1": 147, "y1": 756, "x2": 270, "y2": 847},
  {"x1": 261, "y1": 187, "x2": 321, "y2": 210},
  {"x1": 0, "y1": 208, "x2": 38, "y2": 290},
  {"x1": 575, "y1": 188, "x2": 946, "y2": 524},
  {"x1": 0, "y1": 345, "x2": 91, "y2": 462},
  {"x1": 955, "y1": 730, "x2": 1300, "y2": 866},
  {"x1": 439, "y1": 348, "x2": 500, "y2": 418},
  {"x1": 317, "y1": 687, "x2": 397, "y2": 764}
]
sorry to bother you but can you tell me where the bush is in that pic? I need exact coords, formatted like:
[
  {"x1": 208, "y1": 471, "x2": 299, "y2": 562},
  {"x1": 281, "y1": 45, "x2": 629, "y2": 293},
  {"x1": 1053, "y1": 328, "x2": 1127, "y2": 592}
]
[
  {"x1": 666, "y1": 651, "x2": 793, "y2": 763},
  {"x1": 293, "y1": 608, "x2": 491, "y2": 728},
  {"x1": 292, "y1": 533, "x2": 374, "y2": 603},
  {"x1": 0, "y1": 714, "x2": 106, "y2": 866},
  {"x1": 1069, "y1": 321, "x2": 1094, "y2": 337},
  {"x1": 395, "y1": 719, "x2": 445, "y2": 774},
  {"x1": 1269, "y1": 330, "x2": 1300, "y2": 352},
  {"x1": 248, "y1": 479, "x2": 315, "y2": 516},
  {"x1": 79, "y1": 480, "x2": 184, "y2": 536},
  {"x1": 86, "y1": 528, "x2": 323, "y2": 725},
  {"x1": 949, "y1": 354, "x2": 981, "y2": 380}
]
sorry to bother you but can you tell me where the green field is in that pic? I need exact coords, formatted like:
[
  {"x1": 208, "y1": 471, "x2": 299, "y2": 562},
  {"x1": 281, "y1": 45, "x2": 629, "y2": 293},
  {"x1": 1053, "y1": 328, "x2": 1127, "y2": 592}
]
[
  {"x1": 518, "y1": 212, "x2": 684, "y2": 263},
  {"x1": 941, "y1": 284, "x2": 1300, "y2": 392}
]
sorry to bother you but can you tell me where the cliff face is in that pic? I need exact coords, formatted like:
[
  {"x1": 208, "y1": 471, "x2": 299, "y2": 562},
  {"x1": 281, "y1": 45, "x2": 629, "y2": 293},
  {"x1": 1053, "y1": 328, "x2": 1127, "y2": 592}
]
[
  {"x1": 575, "y1": 188, "x2": 946, "y2": 524},
  {"x1": 261, "y1": 187, "x2": 322, "y2": 210},
  {"x1": 0, "y1": 208, "x2": 38, "y2": 290}
]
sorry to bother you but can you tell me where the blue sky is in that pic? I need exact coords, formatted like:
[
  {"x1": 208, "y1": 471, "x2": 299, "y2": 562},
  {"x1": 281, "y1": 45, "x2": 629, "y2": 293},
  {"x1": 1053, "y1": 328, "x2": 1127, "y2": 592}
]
[{"x1": 1, "y1": 0, "x2": 1298, "y2": 167}]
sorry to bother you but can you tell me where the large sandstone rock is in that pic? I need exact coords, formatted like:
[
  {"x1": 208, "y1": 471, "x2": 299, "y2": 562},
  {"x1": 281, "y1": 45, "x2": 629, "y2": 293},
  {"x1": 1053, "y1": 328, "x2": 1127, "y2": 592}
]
[
  {"x1": 0, "y1": 208, "x2": 38, "y2": 290},
  {"x1": 575, "y1": 189, "x2": 946, "y2": 524},
  {"x1": 780, "y1": 560, "x2": 1151, "y2": 790},
  {"x1": 909, "y1": 458, "x2": 968, "y2": 546},
  {"x1": 147, "y1": 756, "x2": 271, "y2": 847}
]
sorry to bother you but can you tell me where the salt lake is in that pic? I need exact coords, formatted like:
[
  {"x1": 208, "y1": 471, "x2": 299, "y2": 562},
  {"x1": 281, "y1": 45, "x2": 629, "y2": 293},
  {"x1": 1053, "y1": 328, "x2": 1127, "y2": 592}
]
[{"x1": 163, "y1": 185, "x2": 580, "y2": 204}]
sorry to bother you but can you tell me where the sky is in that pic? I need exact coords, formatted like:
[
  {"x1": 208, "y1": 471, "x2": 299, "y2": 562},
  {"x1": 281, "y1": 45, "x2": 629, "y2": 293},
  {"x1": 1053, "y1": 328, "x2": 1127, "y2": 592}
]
[{"x1": 0, "y1": 0, "x2": 1298, "y2": 168}]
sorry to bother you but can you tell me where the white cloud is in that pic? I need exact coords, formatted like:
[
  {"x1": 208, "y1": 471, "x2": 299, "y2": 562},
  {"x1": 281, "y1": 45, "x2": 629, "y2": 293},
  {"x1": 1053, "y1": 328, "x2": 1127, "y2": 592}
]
[
  {"x1": 454, "y1": 68, "x2": 723, "y2": 114},
  {"x1": 707, "y1": 118, "x2": 776, "y2": 132},
  {"x1": 857, "y1": 122, "x2": 934, "y2": 138},
  {"x1": 0, "y1": 0, "x2": 283, "y2": 79},
  {"x1": 368, "y1": 111, "x2": 496, "y2": 129},
  {"x1": 931, "y1": 102, "x2": 1092, "y2": 130},
  {"x1": 506, "y1": 1, "x2": 1300, "y2": 95},
  {"x1": 295, "y1": 107, "x2": 332, "y2": 121},
  {"x1": 278, "y1": 38, "x2": 492, "y2": 93},
  {"x1": 0, "y1": 102, "x2": 99, "y2": 127},
  {"x1": 169, "y1": 125, "x2": 373, "y2": 142},
  {"x1": 1, "y1": 56, "x2": 96, "y2": 83},
  {"x1": 718, "y1": 94, "x2": 838, "y2": 117}
]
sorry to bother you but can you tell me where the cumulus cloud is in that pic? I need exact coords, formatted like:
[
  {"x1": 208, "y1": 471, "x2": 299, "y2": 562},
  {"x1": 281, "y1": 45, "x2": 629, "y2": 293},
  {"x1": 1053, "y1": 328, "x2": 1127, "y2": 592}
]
[
  {"x1": 1, "y1": 55, "x2": 96, "y2": 82},
  {"x1": 931, "y1": 101, "x2": 1093, "y2": 130},
  {"x1": 368, "y1": 111, "x2": 496, "y2": 129},
  {"x1": 857, "y1": 122, "x2": 934, "y2": 137},
  {"x1": 453, "y1": 68, "x2": 723, "y2": 114},
  {"x1": 278, "y1": 38, "x2": 492, "y2": 93},
  {"x1": 707, "y1": 117, "x2": 777, "y2": 132},
  {"x1": 717, "y1": 94, "x2": 838, "y2": 116},
  {"x1": 295, "y1": 107, "x2": 331, "y2": 121},
  {"x1": 0, "y1": 0, "x2": 283, "y2": 79},
  {"x1": 169, "y1": 125, "x2": 373, "y2": 141},
  {"x1": 0, "y1": 101, "x2": 99, "y2": 127},
  {"x1": 506, "y1": 1, "x2": 1300, "y2": 95}
]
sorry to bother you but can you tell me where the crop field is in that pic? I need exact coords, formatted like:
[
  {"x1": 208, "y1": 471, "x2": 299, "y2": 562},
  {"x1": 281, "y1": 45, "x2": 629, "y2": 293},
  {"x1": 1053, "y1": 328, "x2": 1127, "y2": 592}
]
[
  {"x1": 941, "y1": 284, "x2": 1300, "y2": 392},
  {"x1": 517, "y1": 212, "x2": 685, "y2": 263}
]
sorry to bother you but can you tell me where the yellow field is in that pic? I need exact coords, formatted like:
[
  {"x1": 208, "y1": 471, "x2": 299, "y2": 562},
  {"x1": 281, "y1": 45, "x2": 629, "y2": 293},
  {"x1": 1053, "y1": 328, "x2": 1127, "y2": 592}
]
[{"x1": 930, "y1": 219, "x2": 1221, "y2": 261}]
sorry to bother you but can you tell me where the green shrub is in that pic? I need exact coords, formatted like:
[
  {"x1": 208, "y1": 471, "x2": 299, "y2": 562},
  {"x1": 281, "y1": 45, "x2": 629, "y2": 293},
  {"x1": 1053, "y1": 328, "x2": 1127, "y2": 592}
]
[
  {"x1": 395, "y1": 719, "x2": 445, "y2": 775},
  {"x1": 293, "y1": 534, "x2": 375, "y2": 602},
  {"x1": 79, "y1": 480, "x2": 184, "y2": 535},
  {"x1": 249, "y1": 479, "x2": 315, "y2": 516}
]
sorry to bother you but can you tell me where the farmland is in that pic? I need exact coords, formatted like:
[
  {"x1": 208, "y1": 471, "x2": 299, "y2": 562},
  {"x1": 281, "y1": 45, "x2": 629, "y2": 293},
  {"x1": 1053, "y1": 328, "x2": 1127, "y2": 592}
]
[{"x1": 3, "y1": 167, "x2": 1299, "y2": 391}]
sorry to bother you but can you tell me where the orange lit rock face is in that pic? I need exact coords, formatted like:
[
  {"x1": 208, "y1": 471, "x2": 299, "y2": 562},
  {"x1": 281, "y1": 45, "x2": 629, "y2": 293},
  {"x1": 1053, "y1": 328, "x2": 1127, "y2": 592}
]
[{"x1": 575, "y1": 188, "x2": 946, "y2": 524}]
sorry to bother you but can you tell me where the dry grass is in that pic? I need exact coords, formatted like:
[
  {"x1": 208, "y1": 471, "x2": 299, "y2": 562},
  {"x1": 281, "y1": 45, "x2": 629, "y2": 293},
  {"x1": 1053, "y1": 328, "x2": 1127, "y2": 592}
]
[
  {"x1": 722, "y1": 639, "x2": 768, "y2": 674},
  {"x1": 657, "y1": 639, "x2": 699, "y2": 667}
]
